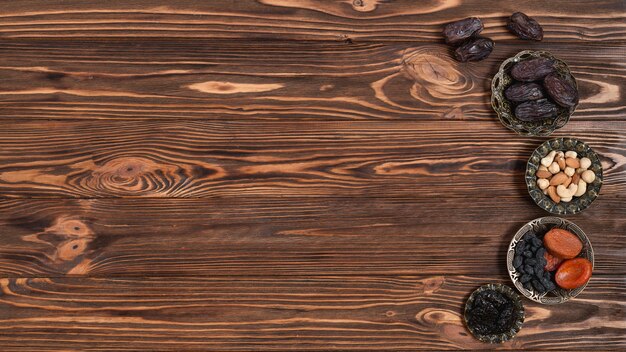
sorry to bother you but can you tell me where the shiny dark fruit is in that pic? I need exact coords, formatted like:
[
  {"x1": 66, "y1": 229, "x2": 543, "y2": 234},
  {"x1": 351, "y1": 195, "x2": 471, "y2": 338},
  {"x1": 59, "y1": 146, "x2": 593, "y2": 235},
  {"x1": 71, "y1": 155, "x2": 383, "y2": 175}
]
[
  {"x1": 466, "y1": 289, "x2": 516, "y2": 335},
  {"x1": 513, "y1": 255, "x2": 523, "y2": 268},
  {"x1": 507, "y1": 12, "x2": 544, "y2": 41},
  {"x1": 515, "y1": 99, "x2": 558, "y2": 121},
  {"x1": 443, "y1": 17, "x2": 484, "y2": 46},
  {"x1": 454, "y1": 37, "x2": 494, "y2": 62},
  {"x1": 510, "y1": 57, "x2": 555, "y2": 81},
  {"x1": 544, "y1": 73, "x2": 579, "y2": 108}
]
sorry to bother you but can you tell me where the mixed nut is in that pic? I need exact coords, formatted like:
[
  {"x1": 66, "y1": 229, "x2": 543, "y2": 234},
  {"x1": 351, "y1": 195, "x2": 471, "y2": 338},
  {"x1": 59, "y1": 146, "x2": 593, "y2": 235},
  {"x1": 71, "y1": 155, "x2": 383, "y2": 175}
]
[{"x1": 536, "y1": 150, "x2": 596, "y2": 203}]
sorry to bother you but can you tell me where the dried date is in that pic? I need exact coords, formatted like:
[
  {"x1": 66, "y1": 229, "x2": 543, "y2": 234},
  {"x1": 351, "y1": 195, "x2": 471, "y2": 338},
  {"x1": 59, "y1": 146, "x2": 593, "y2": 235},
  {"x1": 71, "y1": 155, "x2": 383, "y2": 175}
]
[
  {"x1": 504, "y1": 82, "x2": 545, "y2": 102},
  {"x1": 515, "y1": 99, "x2": 558, "y2": 121},
  {"x1": 510, "y1": 58, "x2": 555, "y2": 81},
  {"x1": 443, "y1": 17, "x2": 484, "y2": 46},
  {"x1": 544, "y1": 73, "x2": 579, "y2": 108},
  {"x1": 454, "y1": 37, "x2": 494, "y2": 62},
  {"x1": 507, "y1": 12, "x2": 543, "y2": 41}
]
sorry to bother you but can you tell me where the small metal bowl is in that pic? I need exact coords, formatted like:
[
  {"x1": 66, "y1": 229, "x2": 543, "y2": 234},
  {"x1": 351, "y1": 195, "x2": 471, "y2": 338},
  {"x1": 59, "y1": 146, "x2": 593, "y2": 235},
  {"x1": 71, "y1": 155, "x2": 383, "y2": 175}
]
[
  {"x1": 507, "y1": 217, "x2": 594, "y2": 304},
  {"x1": 463, "y1": 283, "x2": 525, "y2": 343},
  {"x1": 526, "y1": 137, "x2": 603, "y2": 215},
  {"x1": 491, "y1": 50, "x2": 578, "y2": 136}
]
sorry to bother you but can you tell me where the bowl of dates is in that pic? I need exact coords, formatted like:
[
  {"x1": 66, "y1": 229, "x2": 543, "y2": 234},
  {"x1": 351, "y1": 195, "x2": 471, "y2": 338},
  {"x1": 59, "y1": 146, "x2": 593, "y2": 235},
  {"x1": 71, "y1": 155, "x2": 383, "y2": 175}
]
[
  {"x1": 526, "y1": 137, "x2": 603, "y2": 215},
  {"x1": 492, "y1": 50, "x2": 579, "y2": 136},
  {"x1": 507, "y1": 217, "x2": 594, "y2": 304},
  {"x1": 464, "y1": 283, "x2": 524, "y2": 343}
]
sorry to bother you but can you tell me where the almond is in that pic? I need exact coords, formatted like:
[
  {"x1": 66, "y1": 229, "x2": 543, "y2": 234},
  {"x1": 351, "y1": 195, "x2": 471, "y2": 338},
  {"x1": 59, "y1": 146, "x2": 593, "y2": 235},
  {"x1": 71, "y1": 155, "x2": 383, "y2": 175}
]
[
  {"x1": 566, "y1": 157, "x2": 580, "y2": 168},
  {"x1": 556, "y1": 155, "x2": 566, "y2": 170},
  {"x1": 572, "y1": 173, "x2": 580, "y2": 185},
  {"x1": 536, "y1": 169, "x2": 552, "y2": 179},
  {"x1": 549, "y1": 172, "x2": 568, "y2": 186},
  {"x1": 563, "y1": 176, "x2": 572, "y2": 188},
  {"x1": 547, "y1": 186, "x2": 560, "y2": 203}
]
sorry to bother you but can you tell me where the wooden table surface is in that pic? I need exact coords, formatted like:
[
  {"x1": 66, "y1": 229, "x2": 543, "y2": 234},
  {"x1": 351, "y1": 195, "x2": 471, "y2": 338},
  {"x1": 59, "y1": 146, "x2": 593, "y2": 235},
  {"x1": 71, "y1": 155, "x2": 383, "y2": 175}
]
[{"x1": 0, "y1": 1, "x2": 625, "y2": 350}]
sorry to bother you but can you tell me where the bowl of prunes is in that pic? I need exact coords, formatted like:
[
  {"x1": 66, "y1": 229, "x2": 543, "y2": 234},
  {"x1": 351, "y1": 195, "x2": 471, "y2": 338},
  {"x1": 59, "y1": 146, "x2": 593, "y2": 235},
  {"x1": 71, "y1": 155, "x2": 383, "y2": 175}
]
[
  {"x1": 464, "y1": 283, "x2": 524, "y2": 343},
  {"x1": 507, "y1": 217, "x2": 593, "y2": 304},
  {"x1": 492, "y1": 50, "x2": 579, "y2": 136}
]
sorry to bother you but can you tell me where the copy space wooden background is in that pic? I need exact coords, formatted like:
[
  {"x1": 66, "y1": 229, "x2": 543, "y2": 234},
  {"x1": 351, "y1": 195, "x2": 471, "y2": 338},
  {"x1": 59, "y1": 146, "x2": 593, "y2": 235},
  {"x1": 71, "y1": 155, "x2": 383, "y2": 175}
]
[{"x1": 0, "y1": 1, "x2": 625, "y2": 350}]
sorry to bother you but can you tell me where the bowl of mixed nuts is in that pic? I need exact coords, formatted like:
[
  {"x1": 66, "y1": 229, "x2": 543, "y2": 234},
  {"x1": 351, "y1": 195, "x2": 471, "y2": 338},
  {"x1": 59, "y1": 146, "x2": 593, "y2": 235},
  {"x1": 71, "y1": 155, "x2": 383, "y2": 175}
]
[
  {"x1": 492, "y1": 50, "x2": 579, "y2": 136},
  {"x1": 526, "y1": 138, "x2": 603, "y2": 215}
]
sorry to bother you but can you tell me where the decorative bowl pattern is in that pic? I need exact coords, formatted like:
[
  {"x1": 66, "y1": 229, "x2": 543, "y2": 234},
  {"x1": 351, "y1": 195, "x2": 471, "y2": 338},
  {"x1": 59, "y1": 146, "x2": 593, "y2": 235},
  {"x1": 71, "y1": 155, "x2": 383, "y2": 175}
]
[
  {"x1": 526, "y1": 138, "x2": 603, "y2": 215},
  {"x1": 463, "y1": 283, "x2": 525, "y2": 343},
  {"x1": 507, "y1": 217, "x2": 594, "y2": 304},
  {"x1": 492, "y1": 50, "x2": 578, "y2": 136}
]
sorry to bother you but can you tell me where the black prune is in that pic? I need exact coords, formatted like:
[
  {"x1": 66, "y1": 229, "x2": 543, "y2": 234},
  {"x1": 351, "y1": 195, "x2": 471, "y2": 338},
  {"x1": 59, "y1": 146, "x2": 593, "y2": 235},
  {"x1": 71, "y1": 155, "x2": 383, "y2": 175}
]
[
  {"x1": 443, "y1": 17, "x2": 484, "y2": 46},
  {"x1": 510, "y1": 57, "x2": 555, "y2": 82},
  {"x1": 515, "y1": 99, "x2": 558, "y2": 121},
  {"x1": 507, "y1": 12, "x2": 544, "y2": 41},
  {"x1": 544, "y1": 73, "x2": 579, "y2": 108},
  {"x1": 505, "y1": 82, "x2": 545, "y2": 102},
  {"x1": 454, "y1": 37, "x2": 494, "y2": 62},
  {"x1": 466, "y1": 289, "x2": 516, "y2": 335},
  {"x1": 513, "y1": 255, "x2": 523, "y2": 268}
]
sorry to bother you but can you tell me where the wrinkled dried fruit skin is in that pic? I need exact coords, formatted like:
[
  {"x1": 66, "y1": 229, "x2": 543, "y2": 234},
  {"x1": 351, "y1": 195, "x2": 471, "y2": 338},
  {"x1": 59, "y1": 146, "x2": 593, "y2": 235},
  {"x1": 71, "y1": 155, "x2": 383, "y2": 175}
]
[
  {"x1": 544, "y1": 73, "x2": 579, "y2": 108},
  {"x1": 454, "y1": 37, "x2": 494, "y2": 62},
  {"x1": 515, "y1": 99, "x2": 557, "y2": 121},
  {"x1": 507, "y1": 12, "x2": 544, "y2": 41},
  {"x1": 504, "y1": 82, "x2": 545, "y2": 102},
  {"x1": 443, "y1": 17, "x2": 484, "y2": 46},
  {"x1": 511, "y1": 58, "x2": 555, "y2": 81}
]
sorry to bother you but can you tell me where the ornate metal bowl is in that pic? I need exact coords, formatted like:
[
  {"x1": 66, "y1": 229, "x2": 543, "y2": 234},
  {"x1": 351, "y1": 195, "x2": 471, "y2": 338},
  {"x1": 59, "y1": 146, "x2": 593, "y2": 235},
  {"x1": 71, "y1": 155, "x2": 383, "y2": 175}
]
[
  {"x1": 507, "y1": 217, "x2": 594, "y2": 304},
  {"x1": 526, "y1": 138, "x2": 603, "y2": 215},
  {"x1": 463, "y1": 283, "x2": 525, "y2": 343},
  {"x1": 491, "y1": 50, "x2": 578, "y2": 136}
]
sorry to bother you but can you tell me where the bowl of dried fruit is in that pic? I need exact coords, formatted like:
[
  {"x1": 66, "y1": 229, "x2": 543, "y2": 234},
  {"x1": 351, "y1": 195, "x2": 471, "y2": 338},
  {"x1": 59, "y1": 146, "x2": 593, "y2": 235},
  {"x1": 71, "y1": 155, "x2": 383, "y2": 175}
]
[
  {"x1": 464, "y1": 283, "x2": 525, "y2": 343},
  {"x1": 507, "y1": 217, "x2": 593, "y2": 304},
  {"x1": 526, "y1": 137, "x2": 603, "y2": 215},
  {"x1": 492, "y1": 50, "x2": 578, "y2": 136}
]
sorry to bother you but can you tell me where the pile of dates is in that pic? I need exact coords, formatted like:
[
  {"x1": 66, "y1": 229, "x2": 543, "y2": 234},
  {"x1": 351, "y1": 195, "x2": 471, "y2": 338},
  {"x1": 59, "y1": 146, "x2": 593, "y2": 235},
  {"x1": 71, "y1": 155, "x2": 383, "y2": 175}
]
[
  {"x1": 443, "y1": 12, "x2": 543, "y2": 62},
  {"x1": 505, "y1": 58, "x2": 579, "y2": 122}
]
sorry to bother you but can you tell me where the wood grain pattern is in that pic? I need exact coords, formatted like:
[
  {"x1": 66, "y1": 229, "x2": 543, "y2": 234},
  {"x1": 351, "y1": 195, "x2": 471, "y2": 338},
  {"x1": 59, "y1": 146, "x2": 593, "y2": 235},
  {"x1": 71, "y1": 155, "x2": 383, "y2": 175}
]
[
  {"x1": 0, "y1": 40, "x2": 624, "y2": 121},
  {"x1": 0, "y1": 119, "x2": 624, "y2": 198},
  {"x1": 0, "y1": 276, "x2": 624, "y2": 351},
  {"x1": 0, "y1": 198, "x2": 624, "y2": 278},
  {"x1": 0, "y1": 0, "x2": 625, "y2": 42}
]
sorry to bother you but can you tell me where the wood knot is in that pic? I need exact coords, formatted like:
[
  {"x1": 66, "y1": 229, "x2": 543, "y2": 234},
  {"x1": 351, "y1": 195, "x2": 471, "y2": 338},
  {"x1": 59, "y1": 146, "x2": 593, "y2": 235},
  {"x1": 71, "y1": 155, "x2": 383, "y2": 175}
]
[
  {"x1": 351, "y1": 0, "x2": 377, "y2": 12},
  {"x1": 422, "y1": 276, "x2": 445, "y2": 295}
]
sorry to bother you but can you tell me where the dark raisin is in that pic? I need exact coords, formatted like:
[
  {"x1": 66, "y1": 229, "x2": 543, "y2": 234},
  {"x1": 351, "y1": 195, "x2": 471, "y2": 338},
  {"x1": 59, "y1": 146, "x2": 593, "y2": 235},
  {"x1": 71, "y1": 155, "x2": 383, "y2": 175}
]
[
  {"x1": 520, "y1": 274, "x2": 532, "y2": 283},
  {"x1": 507, "y1": 12, "x2": 544, "y2": 41},
  {"x1": 526, "y1": 258, "x2": 537, "y2": 266},
  {"x1": 544, "y1": 281, "x2": 556, "y2": 292},
  {"x1": 515, "y1": 99, "x2": 558, "y2": 121},
  {"x1": 534, "y1": 265, "x2": 545, "y2": 278},
  {"x1": 524, "y1": 265, "x2": 534, "y2": 276},
  {"x1": 523, "y1": 281, "x2": 533, "y2": 291},
  {"x1": 515, "y1": 241, "x2": 525, "y2": 254},
  {"x1": 511, "y1": 57, "x2": 555, "y2": 82},
  {"x1": 532, "y1": 279, "x2": 546, "y2": 293},
  {"x1": 513, "y1": 255, "x2": 524, "y2": 268},
  {"x1": 544, "y1": 73, "x2": 579, "y2": 108},
  {"x1": 505, "y1": 82, "x2": 545, "y2": 102},
  {"x1": 535, "y1": 247, "x2": 546, "y2": 259},
  {"x1": 443, "y1": 17, "x2": 484, "y2": 46},
  {"x1": 531, "y1": 237, "x2": 543, "y2": 247},
  {"x1": 523, "y1": 250, "x2": 534, "y2": 258},
  {"x1": 454, "y1": 37, "x2": 494, "y2": 62}
]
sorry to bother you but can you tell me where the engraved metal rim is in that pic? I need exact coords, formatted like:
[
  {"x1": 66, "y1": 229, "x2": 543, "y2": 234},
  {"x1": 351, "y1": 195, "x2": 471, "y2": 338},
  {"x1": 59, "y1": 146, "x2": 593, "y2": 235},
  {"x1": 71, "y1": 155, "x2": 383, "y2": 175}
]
[
  {"x1": 491, "y1": 50, "x2": 578, "y2": 136},
  {"x1": 507, "y1": 217, "x2": 594, "y2": 305},
  {"x1": 463, "y1": 283, "x2": 525, "y2": 343},
  {"x1": 526, "y1": 137, "x2": 603, "y2": 215}
]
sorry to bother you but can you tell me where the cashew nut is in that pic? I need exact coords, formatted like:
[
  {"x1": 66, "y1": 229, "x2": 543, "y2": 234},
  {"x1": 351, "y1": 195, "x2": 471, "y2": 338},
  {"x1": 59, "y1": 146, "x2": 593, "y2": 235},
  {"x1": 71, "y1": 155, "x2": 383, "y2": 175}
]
[
  {"x1": 557, "y1": 183, "x2": 578, "y2": 198},
  {"x1": 539, "y1": 165, "x2": 548, "y2": 172},
  {"x1": 579, "y1": 157, "x2": 591, "y2": 170},
  {"x1": 565, "y1": 151, "x2": 577, "y2": 159},
  {"x1": 537, "y1": 178, "x2": 550, "y2": 190},
  {"x1": 541, "y1": 151, "x2": 557, "y2": 167},
  {"x1": 560, "y1": 196, "x2": 573, "y2": 203},
  {"x1": 581, "y1": 170, "x2": 596, "y2": 183},
  {"x1": 574, "y1": 180, "x2": 587, "y2": 197},
  {"x1": 564, "y1": 166, "x2": 575, "y2": 177},
  {"x1": 548, "y1": 161, "x2": 560, "y2": 174}
]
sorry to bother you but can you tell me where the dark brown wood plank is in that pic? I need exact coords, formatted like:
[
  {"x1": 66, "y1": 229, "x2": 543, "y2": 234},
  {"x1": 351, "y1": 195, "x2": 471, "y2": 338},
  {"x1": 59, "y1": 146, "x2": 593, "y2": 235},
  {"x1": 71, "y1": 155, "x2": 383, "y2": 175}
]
[
  {"x1": 0, "y1": 275, "x2": 623, "y2": 351},
  {"x1": 0, "y1": 198, "x2": 623, "y2": 278},
  {"x1": 0, "y1": 40, "x2": 624, "y2": 121},
  {"x1": 0, "y1": 1, "x2": 625, "y2": 42},
  {"x1": 0, "y1": 119, "x2": 623, "y2": 198}
]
